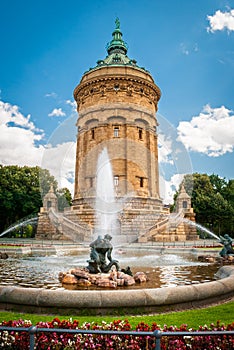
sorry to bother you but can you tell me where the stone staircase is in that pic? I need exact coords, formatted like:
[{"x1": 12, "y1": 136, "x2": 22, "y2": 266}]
[
  {"x1": 138, "y1": 210, "x2": 199, "y2": 242},
  {"x1": 38, "y1": 196, "x2": 198, "y2": 244},
  {"x1": 49, "y1": 209, "x2": 91, "y2": 242}
]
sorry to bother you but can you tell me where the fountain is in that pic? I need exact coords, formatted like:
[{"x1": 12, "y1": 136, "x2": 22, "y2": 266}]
[
  {"x1": 1, "y1": 18, "x2": 234, "y2": 315},
  {"x1": 0, "y1": 216, "x2": 38, "y2": 238},
  {"x1": 182, "y1": 219, "x2": 220, "y2": 240},
  {"x1": 219, "y1": 234, "x2": 234, "y2": 258},
  {"x1": 0, "y1": 152, "x2": 233, "y2": 302},
  {"x1": 0, "y1": 210, "x2": 234, "y2": 314},
  {"x1": 0, "y1": 242, "x2": 233, "y2": 315},
  {"x1": 0, "y1": 147, "x2": 234, "y2": 314},
  {"x1": 180, "y1": 219, "x2": 234, "y2": 260},
  {"x1": 94, "y1": 148, "x2": 118, "y2": 240}
]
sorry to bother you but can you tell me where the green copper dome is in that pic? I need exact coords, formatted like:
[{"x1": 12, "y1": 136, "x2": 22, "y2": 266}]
[
  {"x1": 106, "y1": 17, "x2": 128, "y2": 55},
  {"x1": 86, "y1": 18, "x2": 147, "y2": 72}
]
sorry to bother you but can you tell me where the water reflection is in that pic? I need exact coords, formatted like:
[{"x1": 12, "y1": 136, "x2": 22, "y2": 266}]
[{"x1": 0, "y1": 251, "x2": 219, "y2": 290}]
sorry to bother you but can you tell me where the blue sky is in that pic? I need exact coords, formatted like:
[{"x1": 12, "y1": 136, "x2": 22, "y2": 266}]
[{"x1": 0, "y1": 0, "x2": 234, "y2": 203}]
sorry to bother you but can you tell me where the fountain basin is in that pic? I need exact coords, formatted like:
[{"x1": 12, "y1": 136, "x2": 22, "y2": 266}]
[
  {"x1": 0, "y1": 265, "x2": 233, "y2": 315},
  {"x1": 0, "y1": 248, "x2": 219, "y2": 290}
]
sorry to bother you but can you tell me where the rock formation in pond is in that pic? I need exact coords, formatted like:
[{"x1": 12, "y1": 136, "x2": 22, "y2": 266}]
[{"x1": 59, "y1": 267, "x2": 148, "y2": 289}]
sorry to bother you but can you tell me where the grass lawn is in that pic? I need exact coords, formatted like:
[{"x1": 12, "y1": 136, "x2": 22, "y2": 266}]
[
  {"x1": 0, "y1": 246, "x2": 20, "y2": 249},
  {"x1": 198, "y1": 247, "x2": 221, "y2": 250},
  {"x1": 0, "y1": 301, "x2": 233, "y2": 329}
]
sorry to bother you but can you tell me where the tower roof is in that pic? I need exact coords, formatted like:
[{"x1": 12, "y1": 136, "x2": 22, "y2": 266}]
[
  {"x1": 87, "y1": 18, "x2": 147, "y2": 73},
  {"x1": 44, "y1": 184, "x2": 57, "y2": 200},
  {"x1": 177, "y1": 184, "x2": 190, "y2": 199},
  {"x1": 106, "y1": 18, "x2": 128, "y2": 55}
]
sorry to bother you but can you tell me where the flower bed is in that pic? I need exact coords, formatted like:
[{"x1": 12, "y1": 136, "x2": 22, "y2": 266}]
[{"x1": 0, "y1": 318, "x2": 233, "y2": 349}]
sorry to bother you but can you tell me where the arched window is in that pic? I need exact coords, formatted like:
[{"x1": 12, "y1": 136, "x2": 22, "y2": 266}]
[
  {"x1": 114, "y1": 127, "x2": 119, "y2": 137},
  {"x1": 140, "y1": 177, "x2": 144, "y2": 188},
  {"x1": 114, "y1": 175, "x2": 119, "y2": 186},
  {"x1": 182, "y1": 201, "x2": 188, "y2": 209}
]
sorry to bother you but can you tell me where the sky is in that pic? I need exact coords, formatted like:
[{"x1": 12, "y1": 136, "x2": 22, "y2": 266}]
[{"x1": 0, "y1": 0, "x2": 234, "y2": 203}]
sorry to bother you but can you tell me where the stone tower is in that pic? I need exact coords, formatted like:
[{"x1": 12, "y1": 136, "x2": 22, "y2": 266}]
[
  {"x1": 36, "y1": 19, "x2": 198, "y2": 243},
  {"x1": 70, "y1": 18, "x2": 164, "y2": 241}
]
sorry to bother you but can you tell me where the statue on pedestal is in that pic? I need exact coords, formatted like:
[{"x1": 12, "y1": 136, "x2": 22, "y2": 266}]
[{"x1": 87, "y1": 234, "x2": 120, "y2": 273}]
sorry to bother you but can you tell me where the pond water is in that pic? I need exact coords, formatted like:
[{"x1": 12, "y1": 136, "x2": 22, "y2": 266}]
[{"x1": 0, "y1": 249, "x2": 220, "y2": 290}]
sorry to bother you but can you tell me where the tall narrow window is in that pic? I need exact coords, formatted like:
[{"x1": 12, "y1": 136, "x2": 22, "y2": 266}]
[
  {"x1": 114, "y1": 175, "x2": 119, "y2": 186},
  {"x1": 140, "y1": 177, "x2": 144, "y2": 188},
  {"x1": 114, "y1": 127, "x2": 119, "y2": 137},
  {"x1": 91, "y1": 129, "x2": 95, "y2": 139},
  {"x1": 139, "y1": 128, "x2": 143, "y2": 139},
  {"x1": 182, "y1": 201, "x2": 188, "y2": 209}
]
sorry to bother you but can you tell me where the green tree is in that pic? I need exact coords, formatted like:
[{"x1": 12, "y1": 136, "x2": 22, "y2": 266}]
[
  {"x1": 0, "y1": 165, "x2": 57, "y2": 233},
  {"x1": 180, "y1": 173, "x2": 234, "y2": 237},
  {"x1": 209, "y1": 174, "x2": 227, "y2": 196},
  {"x1": 39, "y1": 168, "x2": 57, "y2": 198},
  {"x1": 223, "y1": 179, "x2": 234, "y2": 208},
  {"x1": 57, "y1": 187, "x2": 72, "y2": 211}
]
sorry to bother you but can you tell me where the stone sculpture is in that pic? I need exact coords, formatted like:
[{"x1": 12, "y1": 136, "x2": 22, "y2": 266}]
[
  {"x1": 219, "y1": 234, "x2": 234, "y2": 257},
  {"x1": 86, "y1": 234, "x2": 120, "y2": 273},
  {"x1": 59, "y1": 234, "x2": 147, "y2": 288}
]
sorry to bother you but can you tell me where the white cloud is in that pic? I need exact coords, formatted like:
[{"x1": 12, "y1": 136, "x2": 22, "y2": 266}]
[
  {"x1": 66, "y1": 99, "x2": 77, "y2": 109},
  {"x1": 177, "y1": 104, "x2": 234, "y2": 157},
  {"x1": 160, "y1": 173, "x2": 185, "y2": 205},
  {"x1": 0, "y1": 100, "x2": 75, "y2": 194},
  {"x1": 0, "y1": 101, "x2": 44, "y2": 166},
  {"x1": 48, "y1": 108, "x2": 66, "y2": 117},
  {"x1": 158, "y1": 133, "x2": 173, "y2": 164},
  {"x1": 207, "y1": 9, "x2": 234, "y2": 32},
  {"x1": 45, "y1": 92, "x2": 57, "y2": 98},
  {"x1": 41, "y1": 142, "x2": 76, "y2": 194},
  {"x1": 0, "y1": 101, "x2": 42, "y2": 132}
]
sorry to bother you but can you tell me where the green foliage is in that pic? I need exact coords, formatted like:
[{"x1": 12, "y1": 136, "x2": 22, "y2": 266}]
[
  {"x1": 0, "y1": 165, "x2": 39, "y2": 232},
  {"x1": 179, "y1": 173, "x2": 234, "y2": 237},
  {"x1": 23, "y1": 224, "x2": 33, "y2": 237},
  {"x1": 39, "y1": 167, "x2": 57, "y2": 198},
  {"x1": 0, "y1": 165, "x2": 72, "y2": 233},
  {"x1": 57, "y1": 187, "x2": 72, "y2": 211},
  {"x1": 9, "y1": 223, "x2": 35, "y2": 238}
]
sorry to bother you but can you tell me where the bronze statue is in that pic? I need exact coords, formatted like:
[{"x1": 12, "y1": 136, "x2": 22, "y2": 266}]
[
  {"x1": 87, "y1": 234, "x2": 120, "y2": 273},
  {"x1": 115, "y1": 17, "x2": 120, "y2": 29},
  {"x1": 219, "y1": 234, "x2": 234, "y2": 257}
]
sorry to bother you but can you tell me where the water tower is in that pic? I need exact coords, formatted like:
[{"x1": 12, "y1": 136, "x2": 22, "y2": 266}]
[
  {"x1": 37, "y1": 19, "x2": 198, "y2": 242},
  {"x1": 70, "y1": 18, "x2": 164, "y2": 242}
]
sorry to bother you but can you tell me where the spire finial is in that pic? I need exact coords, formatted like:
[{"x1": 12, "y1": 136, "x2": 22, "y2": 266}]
[
  {"x1": 106, "y1": 18, "x2": 128, "y2": 55},
  {"x1": 115, "y1": 17, "x2": 120, "y2": 29}
]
